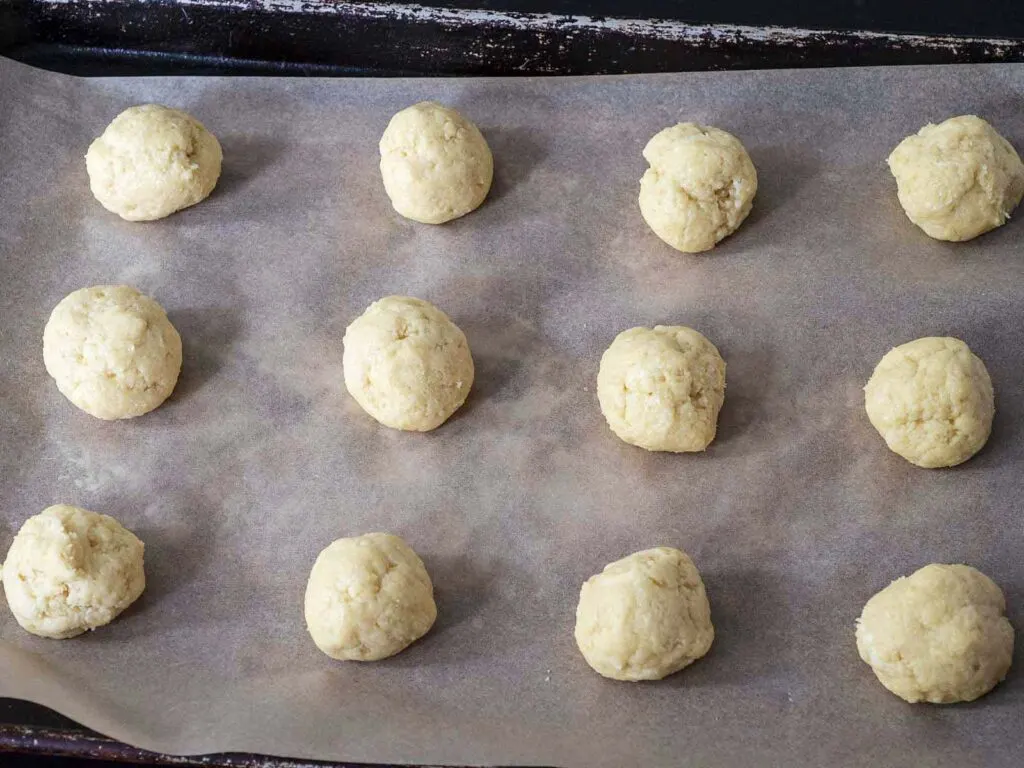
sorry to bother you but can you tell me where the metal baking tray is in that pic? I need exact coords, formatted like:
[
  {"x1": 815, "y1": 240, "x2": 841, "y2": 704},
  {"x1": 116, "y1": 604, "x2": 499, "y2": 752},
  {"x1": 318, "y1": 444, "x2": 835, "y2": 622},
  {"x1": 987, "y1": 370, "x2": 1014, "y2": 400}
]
[
  {"x1": 1, "y1": 2, "x2": 1022, "y2": 766},
  {"x1": 3, "y1": 0, "x2": 1024, "y2": 77}
]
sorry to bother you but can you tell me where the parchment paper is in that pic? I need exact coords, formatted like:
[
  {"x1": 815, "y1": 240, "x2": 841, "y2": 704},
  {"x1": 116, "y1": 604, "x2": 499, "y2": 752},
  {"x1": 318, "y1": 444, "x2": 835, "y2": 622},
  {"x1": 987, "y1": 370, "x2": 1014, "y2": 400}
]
[{"x1": 1, "y1": 55, "x2": 1022, "y2": 768}]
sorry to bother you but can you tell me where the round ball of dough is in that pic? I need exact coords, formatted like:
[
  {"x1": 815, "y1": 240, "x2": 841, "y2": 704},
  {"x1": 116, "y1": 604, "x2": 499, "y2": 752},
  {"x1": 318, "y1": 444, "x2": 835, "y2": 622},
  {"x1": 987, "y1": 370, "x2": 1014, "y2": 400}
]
[
  {"x1": 342, "y1": 296, "x2": 474, "y2": 431},
  {"x1": 379, "y1": 101, "x2": 493, "y2": 224},
  {"x1": 85, "y1": 104, "x2": 223, "y2": 221},
  {"x1": 856, "y1": 564, "x2": 1014, "y2": 703},
  {"x1": 597, "y1": 325, "x2": 726, "y2": 452},
  {"x1": 864, "y1": 337, "x2": 993, "y2": 468},
  {"x1": 638, "y1": 123, "x2": 757, "y2": 253},
  {"x1": 304, "y1": 533, "x2": 437, "y2": 661},
  {"x1": 43, "y1": 285, "x2": 183, "y2": 420},
  {"x1": 1, "y1": 504, "x2": 145, "y2": 639},
  {"x1": 887, "y1": 115, "x2": 1024, "y2": 241},
  {"x1": 574, "y1": 547, "x2": 714, "y2": 681}
]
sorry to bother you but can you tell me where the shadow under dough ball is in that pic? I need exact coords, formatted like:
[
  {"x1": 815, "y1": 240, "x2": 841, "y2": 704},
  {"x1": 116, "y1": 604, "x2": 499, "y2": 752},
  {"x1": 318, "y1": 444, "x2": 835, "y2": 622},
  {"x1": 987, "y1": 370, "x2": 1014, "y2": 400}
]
[{"x1": 85, "y1": 104, "x2": 223, "y2": 221}]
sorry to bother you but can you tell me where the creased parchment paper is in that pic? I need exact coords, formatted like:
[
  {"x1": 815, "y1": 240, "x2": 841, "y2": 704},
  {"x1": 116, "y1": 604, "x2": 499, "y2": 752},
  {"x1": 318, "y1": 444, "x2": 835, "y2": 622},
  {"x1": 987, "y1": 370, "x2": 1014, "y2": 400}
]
[{"x1": 1, "y1": 55, "x2": 1022, "y2": 768}]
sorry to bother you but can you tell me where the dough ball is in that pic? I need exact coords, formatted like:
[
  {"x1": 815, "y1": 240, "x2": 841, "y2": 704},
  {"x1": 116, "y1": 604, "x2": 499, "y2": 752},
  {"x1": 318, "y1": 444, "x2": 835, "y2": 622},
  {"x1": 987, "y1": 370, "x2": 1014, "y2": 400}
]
[
  {"x1": 574, "y1": 547, "x2": 714, "y2": 681},
  {"x1": 638, "y1": 123, "x2": 757, "y2": 253},
  {"x1": 379, "y1": 101, "x2": 493, "y2": 224},
  {"x1": 597, "y1": 325, "x2": 726, "y2": 452},
  {"x1": 856, "y1": 564, "x2": 1014, "y2": 703},
  {"x1": 43, "y1": 285, "x2": 183, "y2": 420},
  {"x1": 343, "y1": 296, "x2": 474, "y2": 431},
  {"x1": 864, "y1": 337, "x2": 993, "y2": 468},
  {"x1": 304, "y1": 533, "x2": 437, "y2": 661},
  {"x1": 1, "y1": 504, "x2": 145, "y2": 639},
  {"x1": 85, "y1": 104, "x2": 223, "y2": 221},
  {"x1": 887, "y1": 115, "x2": 1024, "y2": 241}
]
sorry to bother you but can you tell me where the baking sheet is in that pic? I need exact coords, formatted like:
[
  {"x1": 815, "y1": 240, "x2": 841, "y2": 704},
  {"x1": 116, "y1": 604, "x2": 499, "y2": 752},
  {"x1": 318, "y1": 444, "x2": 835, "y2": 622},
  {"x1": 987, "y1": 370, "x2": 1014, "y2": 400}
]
[{"x1": 1, "y1": 55, "x2": 1023, "y2": 767}]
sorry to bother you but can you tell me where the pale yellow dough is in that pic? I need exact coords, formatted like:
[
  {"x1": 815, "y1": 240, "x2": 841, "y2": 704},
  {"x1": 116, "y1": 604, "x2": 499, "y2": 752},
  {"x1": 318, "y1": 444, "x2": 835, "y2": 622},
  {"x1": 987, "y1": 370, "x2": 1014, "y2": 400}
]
[
  {"x1": 1, "y1": 505, "x2": 145, "y2": 639},
  {"x1": 864, "y1": 337, "x2": 993, "y2": 468},
  {"x1": 856, "y1": 564, "x2": 1014, "y2": 703},
  {"x1": 86, "y1": 104, "x2": 222, "y2": 221},
  {"x1": 638, "y1": 123, "x2": 757, "y2": 253},
  {"x1": 574, "y1": 547, "x2": 714, "y2": 681},
  {"x1": 304, "y1": 533, "x2": 437, "y2": 661},
  {"x1": 342, "y1": 296, "x2": 474, "y2": 431},
  {"x1": 43, "y1": 285, "x2": 183, "y2": 420},
  {"x1": 887, "y1": 115, "x2": 1024, "y2": 241},
  {"x1": 379, "y1": 101, "x2": 493, "y2": 224},
  {"x1": 597, "y1": 325, "x2": 726, "y2": 452}
]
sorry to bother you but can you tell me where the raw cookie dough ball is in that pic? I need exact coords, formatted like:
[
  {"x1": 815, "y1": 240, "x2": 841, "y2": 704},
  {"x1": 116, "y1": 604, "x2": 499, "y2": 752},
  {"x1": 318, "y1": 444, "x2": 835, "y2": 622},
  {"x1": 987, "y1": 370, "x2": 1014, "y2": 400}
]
[
  {"x1": 1, "y1": 505, "x2": 145, "y2": 639},
  {"x1": 638, "y1": 123, "x2": 758, "y2": 253},
  {"x1": 343, "y1": 296, "x2": 474, "y2": 431},
  {"x1": 887, "y1": 115, "x2": 1024, "y2": 241},
  {"x1": 85, "y1": 104, "x2": 223, "y2": 221},
  {"x1": 304, "y1": 533, "x2": 437, "y2": 661},
  {"x1": 856, "y1": 564, "x2": 1014, "y2": 703},
  {"x1": 379, "y1": 101, "x2": 493, "y2": 224},
  {"x1": 864, "y1": 337, "x2": 994, "y2": 468},
  {"x1": 574, "y1": 547, "x2": 714, "y2": 681},
  {"x1": 43, "y1": 285, "x2": 183, "y2": 420},
  {"x1": 597, "y1": 325, "x2": 726, "y2": 452}
]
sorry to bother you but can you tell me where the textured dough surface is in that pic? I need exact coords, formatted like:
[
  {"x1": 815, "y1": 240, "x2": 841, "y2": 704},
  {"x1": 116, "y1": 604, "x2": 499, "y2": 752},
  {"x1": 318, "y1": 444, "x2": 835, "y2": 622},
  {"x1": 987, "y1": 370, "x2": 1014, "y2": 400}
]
[
  {"x1": 864, "y1": 336, "x2": 993, "y2": 468},
  {"x1": 856, "y1": 564, "x2": 1014, "y2": 703},
  {"x1": 304, "y1": 533, "x2": 437, "y2": 661},
  {"x1": 597, "y1": 325, "x2": 726, "y2": 452},
  {"x1": 638, "y1": 123, "x2": 757, "y2": 253},
  {"x1": 574, "y1": 547, "x2": 714, "y2": 681},
  {"x1": 379, "y1": 101, "x2": 493, "y2": 224},
  {"x1": 85, "y1": 104, "x2": 222, "y2": 221},
  {"x1": 343, "y1": 296, "x2": 474, "y2": 431},
  {"x1": 887, "y1": 115, "x2": 1024, "y2": 241},
  {"x1": 43, "y1": 285, "x2": 183, "y2": 420},
  {"x1": 1, "y1": 504, "x2": 145, "y2": 639}
]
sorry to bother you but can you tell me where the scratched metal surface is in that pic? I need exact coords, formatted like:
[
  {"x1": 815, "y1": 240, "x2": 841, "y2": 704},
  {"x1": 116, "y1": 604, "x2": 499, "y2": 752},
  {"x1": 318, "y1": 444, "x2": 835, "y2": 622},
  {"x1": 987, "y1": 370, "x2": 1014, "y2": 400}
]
[
  {"x1": 2, "y1": 0, "x2": 1024, "y2": 76},
  {"x1": 0, "y1": 702, "x2": 422, "y2": 766}
]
